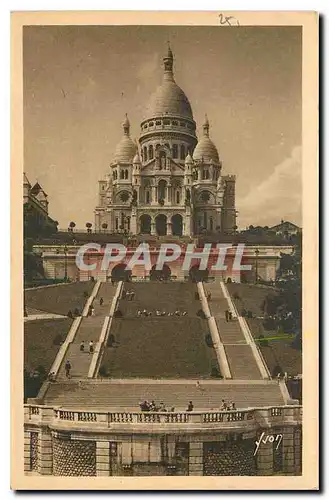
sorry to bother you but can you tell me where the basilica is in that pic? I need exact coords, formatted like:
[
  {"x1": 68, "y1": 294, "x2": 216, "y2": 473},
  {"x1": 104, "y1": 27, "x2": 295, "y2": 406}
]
[{"x1": 94, "y1": 47, "x2": 237, "y2": 237}]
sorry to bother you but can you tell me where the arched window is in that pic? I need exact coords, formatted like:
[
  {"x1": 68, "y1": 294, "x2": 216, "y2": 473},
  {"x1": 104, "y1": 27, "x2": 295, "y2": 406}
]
[
  {"x1": 180, "y1": 144, "x2": 186, "y2": 160},
  {"x1": 165, "y1": 143, "x2": 170, "y2": 150},
  {"x1": 159, "y1": 151, "x2": 166, "y2": 170},
  {"x1": 115, "y1": 217, "x2": 119, "y2": 230},
  {"x1": 176, "y1": 190, "x2": 180, "y2": 204},
  {"x1": 205, "y1": 169, "x2": 209, "y2": 180},
  {"x1": 124, "y1": 169, "x2": 129, "y2": 179},
  {"x1": 158, "y1": 180, "x2": 167, "y2": 201},
  {"x1": 120, "y1": 170, "x2": 124, "y2": 180},
  {"x1": 148, "y1": 145, "x2": 154, "y2": 160},
  {"x1": 143, "y1": 146, "x2": 147, "y2": 162},
  {"x1": 172, "y1": 144, "x2": 178, "y2": 159},
  {"x1": 146, "y1": 191, "x2": 150, "y2": 204},
  {"x1": 127, "y1": 217, "x2": 131, "y2": 231},
  {"x1": 155, "y1": 143, "x2": 160, "y2": 150},
  {"x1": 210, "y1": 217, "x2": 213, "y2": 231}
]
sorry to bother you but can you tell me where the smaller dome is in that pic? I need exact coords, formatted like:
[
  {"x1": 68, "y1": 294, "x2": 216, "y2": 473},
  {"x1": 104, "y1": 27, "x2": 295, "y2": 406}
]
[
  {"x1": 185, "y1": 152, "x2": 193, "y2": 164},
  {"x1": 114, "y1": 114, "x2": 137, "y2": 163},
  {"x1": 115, "y1": 137, "x2": 137, "y2": 163},
  {"x1": 133, "y1": 152, "x2": 141, "y2": 164},
  {"x1": 193, "y1": 115, "x2": 219, "y2": 163}
]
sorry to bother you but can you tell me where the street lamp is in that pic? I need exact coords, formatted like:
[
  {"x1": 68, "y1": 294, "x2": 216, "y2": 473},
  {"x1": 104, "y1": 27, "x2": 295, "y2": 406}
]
[
  {"x1": 255, "y1": 248, "x2": 260, "y2": 284},
  {"x1": 64, "y1": 244, "x2": 68, "y2": 282}
]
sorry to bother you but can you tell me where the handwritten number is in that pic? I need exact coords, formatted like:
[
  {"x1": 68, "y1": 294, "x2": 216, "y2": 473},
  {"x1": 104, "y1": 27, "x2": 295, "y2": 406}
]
[{"x1": 218, "y1": 14, "x2": 240, "y2": 26}]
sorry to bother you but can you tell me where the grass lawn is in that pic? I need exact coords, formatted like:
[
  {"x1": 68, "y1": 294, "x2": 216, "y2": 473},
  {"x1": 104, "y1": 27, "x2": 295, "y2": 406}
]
[
  {"x1": 24, "y1": 318, "x2": 73, "y2": 373},
  {"x1": 25, "y1": 281, "x2": 94, "y2": 316},
  {"x1": 227, "y1": 283, "x2": 302, "y2": 376},
  {"x1": 100, "y1": 317, "x2": 218, "y2": 378}
]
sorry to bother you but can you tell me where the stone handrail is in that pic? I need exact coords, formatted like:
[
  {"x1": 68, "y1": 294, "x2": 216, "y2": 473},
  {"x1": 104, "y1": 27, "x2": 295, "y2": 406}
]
[
  {"x1": 24, "y1": 404, "x2": 302, "y2": 429},
  {"x1": 221, "y1": 281, "x2": 271, "y2": 380},
  {"x1": 82, "y1": 280, "x2": 101, "y2": 316},
  {"x1": 89, "y1": 281, "x2": 123, "y2": 378},
  {"x1": 48, "y1": 316, "x2": 82, "y2": 376},
  {"x1": 197, "y1": 282, "x2": 232, "y2": 379}
]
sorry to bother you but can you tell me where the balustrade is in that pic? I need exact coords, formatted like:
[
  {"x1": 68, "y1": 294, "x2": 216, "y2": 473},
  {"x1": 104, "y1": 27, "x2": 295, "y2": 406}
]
[{"x1": 25, "y1": 405, "x2": 302, "y2": 429}]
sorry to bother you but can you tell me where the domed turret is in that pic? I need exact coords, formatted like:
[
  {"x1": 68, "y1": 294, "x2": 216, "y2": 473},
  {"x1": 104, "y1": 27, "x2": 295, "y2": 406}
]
[
  {"x1": 185, "y1": 152, "x2": 193, "y2": 165},
  {"x1": 114, "y1": 114, "x2": 137, "y2": 163},
  {"x1": 193, "y1": 115, "x2": 220, "y2": 163},
  {"x1": 133, "y1": 151, "x2": 141, "y2": 164},
  {"x1": 146, "y1": 46, "x2": 193, "y2": 120}
]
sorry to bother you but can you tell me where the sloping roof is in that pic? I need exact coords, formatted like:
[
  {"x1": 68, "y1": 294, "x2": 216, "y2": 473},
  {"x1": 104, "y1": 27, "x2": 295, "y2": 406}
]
[
  {"x1": 270, "y1": 221, "x2": 301, "y2": 231},
  {"x1": 30, "y1": 182, "x2": 48, "y2": 198}
]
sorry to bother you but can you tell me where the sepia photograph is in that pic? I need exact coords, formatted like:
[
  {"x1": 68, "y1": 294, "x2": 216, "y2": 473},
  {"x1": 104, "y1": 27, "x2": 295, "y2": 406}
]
[{"x1": 11, "y1": 11, "x2": 318, "y2": 490}]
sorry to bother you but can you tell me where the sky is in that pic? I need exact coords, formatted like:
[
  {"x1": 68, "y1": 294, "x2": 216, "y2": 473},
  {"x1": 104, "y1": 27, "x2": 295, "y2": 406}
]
[{"x1": 23, "y1": 25, "x2": 302, "y2": 229}]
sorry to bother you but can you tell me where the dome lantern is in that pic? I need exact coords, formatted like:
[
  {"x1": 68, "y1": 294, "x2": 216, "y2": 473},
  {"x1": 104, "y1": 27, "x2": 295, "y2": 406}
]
[{"x1": 114, "y1": 114, "x2": 137, "y2": 163}]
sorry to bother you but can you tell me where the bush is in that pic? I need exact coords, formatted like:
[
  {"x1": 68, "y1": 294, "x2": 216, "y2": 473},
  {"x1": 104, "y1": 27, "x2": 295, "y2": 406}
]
[
  {"x1": 247, "y1": 310, "x2": 253, "y2": 319},
  {"x1": 272, "y1": 365, "x2": 283, "y2": 377},
  {"x1": 233, "y1": 292, "x2": 240, "y2": 300},
  {"x1": 263, "y1": 317, "x2": 276, "y2": 330},
  {"x1": 114, "y1": 309, "x2": 123, "y2": 318},
  {"x1": 210, "y1": 366, "x2": 222, "y2": 378},
  {"x1": 205, "y1": 333, "x2": 214, "y2": 348},
  {"x1": 98, "y1": 365, "x2": 108, "y2": 377},
  {"x1": 107, "y1": 334, "x2": 115, "y2": 347},
  {"x1": 53, "y1": 334, "x2": 63, "y2": 346},
  {"x1": 197, "y1": 309, "x2": 206, "y2": 319},
  {"x1": 258, "y1": 334, "x2": 268, "y2": 347}
]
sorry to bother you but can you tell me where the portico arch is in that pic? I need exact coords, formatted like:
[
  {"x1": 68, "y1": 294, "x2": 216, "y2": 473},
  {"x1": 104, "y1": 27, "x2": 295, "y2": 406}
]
[
  {"x1": 140, "y1": 214, "x2": 151, "y2": 234},
  {"x1": 155, "y1": 214, "x2": 167, "y2": 236},
  {"x1": 171, "y1": 214, "x2": 183, "y2": 236}
]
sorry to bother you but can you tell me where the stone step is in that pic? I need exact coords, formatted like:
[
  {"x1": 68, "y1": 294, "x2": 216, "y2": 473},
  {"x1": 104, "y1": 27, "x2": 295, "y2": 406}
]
[
  {"x1": 44, "y1": 381, "x2": 284, "y2": 410},
  {"x1": 57, "y1": 344, "x2": 94, "y2": 379},
  {"x1": 74, "y1": 317, "x2": 105, "y2": 343},
  {"x1": 224, "y1": 345, "x2": 262, "y2": 380},
  {"x1": 217, "y1": 318, "x2": 247, "y2": 344}
]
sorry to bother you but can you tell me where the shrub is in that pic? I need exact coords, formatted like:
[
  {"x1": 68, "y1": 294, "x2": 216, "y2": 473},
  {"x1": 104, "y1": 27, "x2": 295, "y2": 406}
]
[
  {"x1": 53, "y1": 334, "x2": 63, "y2": 346},
  {"x1": 114, "y1": 309, "x2": 123, "y2": 318},
  {"x1": 233, "y1": 292, "x2": 240, "y2": 300},
  {"x1": 210, "y1": 366, "x2": 222, "y2": 378},
  {"x1": 197, "y1": 309, "x2": 206, "y2": 319},
  {"x1": 205, "y1": 333, "x2": 214, "y2": 348},
  {"x1": 247, "y1": 310, "x2": 253, "y2": 319},
  {"x1": 272, "y1": 365, "x2": 283, "y2": 377},
  {"x1": 263, "y1": 317, "x2": 276, "y2": 330},
  {"x1": 98, "y1": 365, "x2": 108, "y2": 377}
]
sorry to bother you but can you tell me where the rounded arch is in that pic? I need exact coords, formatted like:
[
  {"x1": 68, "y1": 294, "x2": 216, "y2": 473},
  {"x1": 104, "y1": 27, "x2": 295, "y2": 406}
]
[
  {"x1": 171, "y1": 213, "x2": 183, "y2": 236},
  {"x1": 148, "y1": 144, "x2": 154, "y2": 160},
  {"x1": 150, "y1": 263, "x2": 171, "y2": 281},
  {"x1": 155, "y1": 213, "x2": 167, "y2": 236},
  {"x1": 189, "y1": 264, "x2": 209, "y2": 283},
  {"x1": 140, "y1": 214, "x2": 151, "y2": 234},
  {"x1": 111, "y1": 263, "x2": 132, "y2": 282},
  {"x1": 158, "y1": 179, "x2": 167, "y2": 201}
]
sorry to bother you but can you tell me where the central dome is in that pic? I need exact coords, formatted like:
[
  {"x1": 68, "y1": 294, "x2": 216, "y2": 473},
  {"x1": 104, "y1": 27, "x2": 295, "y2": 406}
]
[
  {"x1": 146, "y1": 47, "x2": 193, "y2": 120},
  {"x1": 148, "y1": 81, "x2": 193, "y2": 119}
]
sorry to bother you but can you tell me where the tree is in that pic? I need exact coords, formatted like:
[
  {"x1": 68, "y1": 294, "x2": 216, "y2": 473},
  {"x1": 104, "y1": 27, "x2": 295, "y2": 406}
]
[
  {"x1": 68, "y1": 221, "x2": 76, "y2": 232},
  {"x1": 86, "y1": 222, "x2": 92, "y2": 234}
]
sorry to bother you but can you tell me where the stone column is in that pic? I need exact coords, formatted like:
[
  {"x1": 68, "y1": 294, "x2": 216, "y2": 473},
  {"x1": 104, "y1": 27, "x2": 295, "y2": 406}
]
[
  {"x1": 167, "y1": 221, "x2": 172, "y2": 235},
  {"x1": 24, "y1": 430, "x2": 31, "y2": 473},
  {"x1": 188, "y1": 440, "x2": 203, "y2": 476},
  {"x1": 294, "y1": 427, "x2": 302, "y2": 474},
  {"x1": 38, "y1": 429, "x2": 53, "y2": 475},
  {"x1": 282, "y1": 427, "x2": 295, "y2": 474},
  {"x1": 151, "y1": 185, "x2": 156, "y2": 204},
  {"x1": 151, "y1": 221, "x2": 156, "y2": 236},
  {"x1": 256, "y1": 436, "x2": 273, "y2": 476},
  {"x1": 96, "y1": 441, "x2": 110, "y2": 476}
]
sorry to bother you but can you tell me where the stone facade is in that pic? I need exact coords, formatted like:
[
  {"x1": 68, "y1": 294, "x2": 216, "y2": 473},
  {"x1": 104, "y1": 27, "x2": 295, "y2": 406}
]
[{"x1": 94, "y1": 47, "x2": 236, "y2": 237}]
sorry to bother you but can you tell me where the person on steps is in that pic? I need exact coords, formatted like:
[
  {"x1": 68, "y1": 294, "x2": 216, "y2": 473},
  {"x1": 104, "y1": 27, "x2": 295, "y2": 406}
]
[
  {"x1": 80, "y1": 341, "x2": 85, "y2": 352},
  {"x1": 100, "y1": 297, "x2": 104, "y2": 306},
  {"x1": 225, "y1": 310, "x2": 229, "y2": 322},
  {"x1": 65, "y1": 360, "x2": 71, "y2": 378},
  {"x1": 89, "y1": 341, "x2": 94, "y2": 354},
  {"x1": 187, "y1": 401, "x2": 194, "y2": 412}
]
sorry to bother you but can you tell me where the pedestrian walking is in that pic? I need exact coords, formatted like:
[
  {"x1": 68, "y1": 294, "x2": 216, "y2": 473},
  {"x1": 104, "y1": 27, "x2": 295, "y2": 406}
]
[
  {"x1": 100, "y1": 297, "x2": 104, "y2": 306},
  {"x1": 65, "y1": 360, "x2": 71, "y2": 378},
  {"x1": 225, "y1": 310, "x2": 229, "y2": 322},
  {"x1": 89, "y1": 341, "x2": 94, "y2": 354}
]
